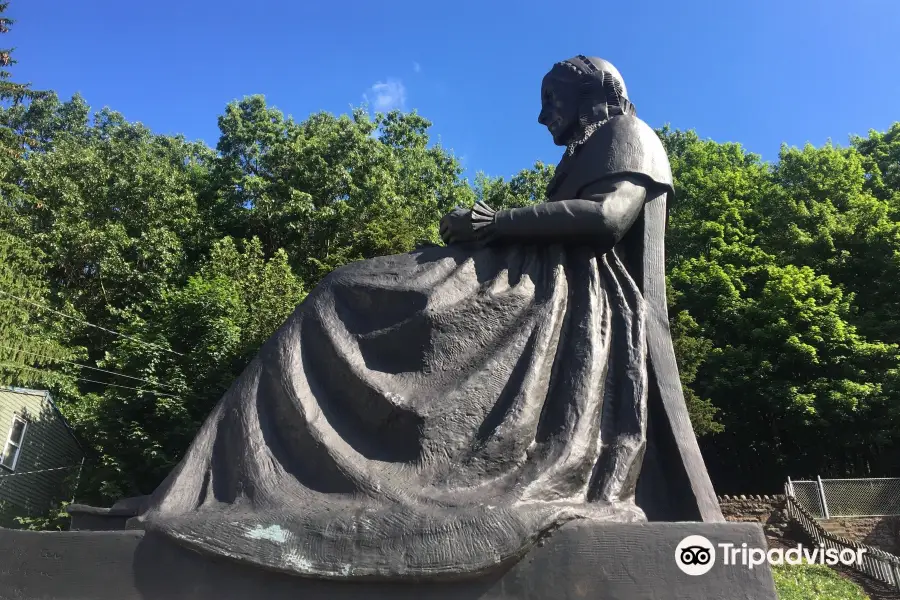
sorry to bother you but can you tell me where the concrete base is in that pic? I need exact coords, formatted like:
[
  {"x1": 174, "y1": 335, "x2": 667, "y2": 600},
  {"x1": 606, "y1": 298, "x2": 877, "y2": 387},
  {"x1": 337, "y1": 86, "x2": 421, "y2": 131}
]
[{"x1": 0, "y1": 521, "x2": 777, "y2": 600}]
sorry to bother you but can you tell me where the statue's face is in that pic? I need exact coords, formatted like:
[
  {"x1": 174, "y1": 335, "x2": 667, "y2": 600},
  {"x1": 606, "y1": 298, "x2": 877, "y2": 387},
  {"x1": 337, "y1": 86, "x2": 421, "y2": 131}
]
[{"x1": 538, "y1": 74, "x2": 579, "y2": 146}]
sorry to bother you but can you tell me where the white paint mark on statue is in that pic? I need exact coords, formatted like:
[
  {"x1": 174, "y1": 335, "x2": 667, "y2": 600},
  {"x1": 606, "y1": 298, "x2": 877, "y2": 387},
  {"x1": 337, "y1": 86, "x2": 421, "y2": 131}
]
[
  {"x1": 284, "y1": 551, "x2": 354, "y2": 577},
  {"x1": 244, "y1": 524, "x2": 289, "y2": 544}
]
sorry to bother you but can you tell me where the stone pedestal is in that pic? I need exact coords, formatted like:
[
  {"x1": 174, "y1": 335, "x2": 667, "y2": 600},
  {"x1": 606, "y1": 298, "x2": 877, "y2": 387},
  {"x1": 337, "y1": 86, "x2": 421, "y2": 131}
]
[{"x1": 0, "y1": 522, "x2": 777, "y2": 599}]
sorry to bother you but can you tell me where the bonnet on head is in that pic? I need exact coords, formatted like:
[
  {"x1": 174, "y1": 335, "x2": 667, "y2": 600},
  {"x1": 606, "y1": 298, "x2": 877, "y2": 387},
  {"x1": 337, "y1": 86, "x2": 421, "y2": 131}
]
[{"x1": 556, "y1": 55, "x2": 637, "y2": 127}]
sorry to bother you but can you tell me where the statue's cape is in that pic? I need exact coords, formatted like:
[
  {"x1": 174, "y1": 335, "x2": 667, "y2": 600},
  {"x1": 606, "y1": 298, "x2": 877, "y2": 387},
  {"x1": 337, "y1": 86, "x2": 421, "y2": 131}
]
[
  {"x1": 546, "y1": 115, "x2": 722, "y2": 525},
  {"x1": 547, "y1": 115, "x2": 674, "y2": 202}
]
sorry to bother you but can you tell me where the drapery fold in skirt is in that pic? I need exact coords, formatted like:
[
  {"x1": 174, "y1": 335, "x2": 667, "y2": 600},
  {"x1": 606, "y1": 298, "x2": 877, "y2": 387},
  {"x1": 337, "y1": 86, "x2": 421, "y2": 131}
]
[{"x1": 136, "y1": 242, "x2": 649, "y2": 579}]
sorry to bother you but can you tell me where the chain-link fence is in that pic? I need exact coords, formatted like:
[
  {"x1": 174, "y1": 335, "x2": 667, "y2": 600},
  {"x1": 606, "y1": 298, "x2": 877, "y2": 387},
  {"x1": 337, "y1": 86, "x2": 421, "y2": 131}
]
[
  {"x1": 789, "y1": 479, "x2": 827, "y2": 517},
  {"x1": 787, "y1": 477, "x2": 900, "y2": 518}
]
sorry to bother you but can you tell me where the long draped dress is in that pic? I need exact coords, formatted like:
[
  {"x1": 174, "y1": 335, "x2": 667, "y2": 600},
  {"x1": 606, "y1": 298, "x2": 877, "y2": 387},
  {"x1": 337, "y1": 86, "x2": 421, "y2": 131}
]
[{"x1": 136, "y1": 115, "x2": 674, "y2": 580}]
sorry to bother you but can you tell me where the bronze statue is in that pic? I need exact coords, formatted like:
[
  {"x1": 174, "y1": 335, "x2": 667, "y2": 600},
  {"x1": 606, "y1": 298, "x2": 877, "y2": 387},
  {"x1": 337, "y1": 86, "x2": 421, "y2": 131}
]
[{"x1": 132, "y1": 56, "x2": 722, "y2": 581}]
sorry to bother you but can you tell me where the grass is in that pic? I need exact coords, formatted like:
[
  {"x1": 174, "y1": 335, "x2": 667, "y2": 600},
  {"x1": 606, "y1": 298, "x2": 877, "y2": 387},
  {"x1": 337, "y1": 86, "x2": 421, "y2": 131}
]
[{"x1": 773, "y1": 563, "x2": 869, "y2": 599}]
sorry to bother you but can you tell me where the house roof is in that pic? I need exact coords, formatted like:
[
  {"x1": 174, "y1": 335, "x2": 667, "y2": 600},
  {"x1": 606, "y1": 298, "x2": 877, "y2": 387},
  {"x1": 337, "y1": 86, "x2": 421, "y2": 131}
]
[{"x1": 2, "y1": 387, "x2": 86, "y2": 454}]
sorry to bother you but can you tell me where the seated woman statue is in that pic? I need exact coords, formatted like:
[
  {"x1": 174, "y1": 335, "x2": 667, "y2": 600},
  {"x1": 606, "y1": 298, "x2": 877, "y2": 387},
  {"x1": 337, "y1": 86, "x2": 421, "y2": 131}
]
[{"x1": 135, "y1": 56, "x2": 687, "y2": 579}]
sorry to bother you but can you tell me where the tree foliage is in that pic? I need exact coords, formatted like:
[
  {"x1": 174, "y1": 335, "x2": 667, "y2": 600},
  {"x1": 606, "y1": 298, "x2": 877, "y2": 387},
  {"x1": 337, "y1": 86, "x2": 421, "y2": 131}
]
[
  {"x1": 659, "y1": 129, "x2": 900, "y2": 491},
  {"x1": 0, "y1": 5, "x2": 67, "y2": 389}
]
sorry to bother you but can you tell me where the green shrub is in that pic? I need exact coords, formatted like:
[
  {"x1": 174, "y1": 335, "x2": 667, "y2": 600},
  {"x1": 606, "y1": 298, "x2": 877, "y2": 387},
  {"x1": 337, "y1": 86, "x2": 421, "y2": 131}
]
[
  {"x1": 14, "y1": 500, "x2": 71, "y2": 531},
  {"x1": 773, "y1": 563, "x2": 868, "y2": 599}
]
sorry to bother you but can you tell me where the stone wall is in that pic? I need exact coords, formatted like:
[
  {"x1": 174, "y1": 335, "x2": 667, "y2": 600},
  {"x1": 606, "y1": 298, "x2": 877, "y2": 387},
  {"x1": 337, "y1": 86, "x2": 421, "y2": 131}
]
[
  {"x1": 820, "y1": 517, "x2": 900, "y2": 554},
  {"x1": 718, "y1": 495, "x2": 789, "y2": 537},
  {"x1": 718, "y1": 494, "x2": 900, "y2": 554}
]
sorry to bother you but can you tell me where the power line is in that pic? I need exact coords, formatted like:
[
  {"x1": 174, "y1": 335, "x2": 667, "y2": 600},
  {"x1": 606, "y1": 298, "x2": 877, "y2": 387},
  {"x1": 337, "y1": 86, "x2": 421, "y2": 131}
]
[
  {"x1": 0, "y1": 362, "x2": 180, "y2": 398},
  {"x1": 0, "y1": 288, "x2": 183, "y2": 356},
  {"x1": 0, "y1": 464, "x2": 80, "y2": 478},
  {"x1": 0, "y1": 342, "x2": 177, "y2": 392}
]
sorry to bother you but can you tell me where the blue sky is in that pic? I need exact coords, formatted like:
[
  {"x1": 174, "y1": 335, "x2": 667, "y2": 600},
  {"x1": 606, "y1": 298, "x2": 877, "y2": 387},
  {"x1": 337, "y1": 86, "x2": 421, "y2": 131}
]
[{"x1": 10, "y1": 0, "x2": 900, "y2": 181}]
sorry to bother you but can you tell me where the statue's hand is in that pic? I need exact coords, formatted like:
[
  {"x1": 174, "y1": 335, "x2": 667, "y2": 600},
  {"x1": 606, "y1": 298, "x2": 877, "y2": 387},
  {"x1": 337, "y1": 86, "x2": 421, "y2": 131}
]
[
  {"x1": 439, "y1": 207, "x2": 476, "y2": 244},
  {"x1": 440, "y1": 202, "x2": 497, "y2": 245}
]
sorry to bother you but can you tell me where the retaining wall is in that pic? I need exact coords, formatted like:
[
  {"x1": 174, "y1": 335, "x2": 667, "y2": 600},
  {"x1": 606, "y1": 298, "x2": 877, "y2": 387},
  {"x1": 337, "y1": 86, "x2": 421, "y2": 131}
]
[{"x1": 717, "y1": 494, "x2": 900, "y2": 554}]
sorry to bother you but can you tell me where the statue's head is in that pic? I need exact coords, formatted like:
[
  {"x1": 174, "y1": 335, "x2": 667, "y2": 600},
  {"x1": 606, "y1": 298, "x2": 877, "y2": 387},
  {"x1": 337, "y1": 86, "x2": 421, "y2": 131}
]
[{"x1": 539, "y1": 55, "x2": 636, "y2": 147}]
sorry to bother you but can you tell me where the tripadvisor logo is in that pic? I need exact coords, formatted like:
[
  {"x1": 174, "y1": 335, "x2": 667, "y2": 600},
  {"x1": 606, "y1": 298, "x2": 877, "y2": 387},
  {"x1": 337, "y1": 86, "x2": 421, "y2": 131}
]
[
  {"x1": 675, "y1": 535, "x2": 867, "y2": 576},
  {"x1": 675, "y1": 535, "x2": 716, "y2": 576}
]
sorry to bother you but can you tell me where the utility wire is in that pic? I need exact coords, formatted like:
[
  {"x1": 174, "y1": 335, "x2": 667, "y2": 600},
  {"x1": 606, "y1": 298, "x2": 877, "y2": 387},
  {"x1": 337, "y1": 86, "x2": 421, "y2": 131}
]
[
  {"x1": 0, "y1": 464, "x2": 80, "y2": 478},
  {"x1": 0, "y1": 288, "x2": 183, "y2": 356},
  {"x1": 0, "y1": 362, "x2": 180, "y2": 398},
  {"x1": 0, "y1": 342, "x2": 177, "y2": 392}
]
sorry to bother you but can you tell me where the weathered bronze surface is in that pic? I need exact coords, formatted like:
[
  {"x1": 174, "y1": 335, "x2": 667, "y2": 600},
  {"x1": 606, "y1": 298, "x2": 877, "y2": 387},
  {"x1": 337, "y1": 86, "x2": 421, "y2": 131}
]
[{"x1": 131, "y1": 56, "x2": 723, "y2": 580}]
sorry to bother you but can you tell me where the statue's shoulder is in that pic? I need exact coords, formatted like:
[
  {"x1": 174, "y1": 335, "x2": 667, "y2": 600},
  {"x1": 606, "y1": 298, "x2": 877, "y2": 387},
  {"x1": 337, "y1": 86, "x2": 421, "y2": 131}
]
[{"x1": 577, "y1": 115, "x2": 674, "y2": 193}]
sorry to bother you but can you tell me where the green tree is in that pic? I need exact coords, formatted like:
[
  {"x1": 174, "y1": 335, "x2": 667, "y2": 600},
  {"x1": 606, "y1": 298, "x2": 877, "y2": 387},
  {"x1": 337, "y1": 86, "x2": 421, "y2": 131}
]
[
  {"x1": 0, "y1": 3, "x2": 69, "y2": 388},
  {"x1": 660, "y1": 127, "x2": 900, "y2": 491},
  {"x1": 0, "y1": 98, "x2": 217, "y2": 502},
  {"x1": 0, "y1": 228, "x2": 70, "y2": 388},
  {"x1": 211, "y1": 97, "x2": 473, "y2": 285},
  {"x1": 0, "y1": 1, "x2": 35, "y2": 105},
  {"x1": 474, "y1": 162, "x2": 555, "y2": 210},
  {"x1": 71, "y1": 237, "x2": 306, "y2": 502},
  {"x1": 853, "y1": 122, "x2": 900, "y2": 203}
]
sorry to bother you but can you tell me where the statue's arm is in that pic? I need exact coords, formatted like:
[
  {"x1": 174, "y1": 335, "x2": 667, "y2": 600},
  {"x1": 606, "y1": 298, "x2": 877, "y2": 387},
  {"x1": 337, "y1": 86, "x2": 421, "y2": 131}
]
[{"x1": 488, "y1": 174, "x2": 648, "y2": 248}]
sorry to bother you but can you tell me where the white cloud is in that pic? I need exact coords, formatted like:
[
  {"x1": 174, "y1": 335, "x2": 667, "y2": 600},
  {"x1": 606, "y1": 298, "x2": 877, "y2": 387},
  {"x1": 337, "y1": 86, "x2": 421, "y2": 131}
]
[
  {"x1": 413, "y1": 61, "x2": 421, "y2": 74},
  {"x1": 364, "y1": 79, "x2": 407, "y2": 112}
]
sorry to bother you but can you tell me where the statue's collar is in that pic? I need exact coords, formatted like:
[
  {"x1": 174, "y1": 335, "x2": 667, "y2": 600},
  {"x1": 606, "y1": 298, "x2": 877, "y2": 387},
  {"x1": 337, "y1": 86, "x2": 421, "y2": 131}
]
[
  {"x1": 565, "y1": 121, "x2": 604, "y2": 157},
  {"x1": 546, "y1": 120, "x2": 607, "y2": 199}
]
